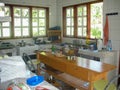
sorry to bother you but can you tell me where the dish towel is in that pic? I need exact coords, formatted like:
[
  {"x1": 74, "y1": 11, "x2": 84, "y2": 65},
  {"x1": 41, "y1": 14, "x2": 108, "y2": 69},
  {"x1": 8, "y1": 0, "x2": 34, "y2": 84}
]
[{"x1": 103, "y1": 16, "x2": 109, "y2": 45}]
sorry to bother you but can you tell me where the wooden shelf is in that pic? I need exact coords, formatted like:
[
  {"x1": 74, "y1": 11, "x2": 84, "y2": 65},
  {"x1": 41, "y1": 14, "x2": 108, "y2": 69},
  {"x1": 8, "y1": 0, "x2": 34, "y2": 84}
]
[
  {"x1": 48, "y1": 30, "x2": 62, "y2": 43},
  {"x1": 41, "y1": 67, "x2": 89, "y2": 90}
]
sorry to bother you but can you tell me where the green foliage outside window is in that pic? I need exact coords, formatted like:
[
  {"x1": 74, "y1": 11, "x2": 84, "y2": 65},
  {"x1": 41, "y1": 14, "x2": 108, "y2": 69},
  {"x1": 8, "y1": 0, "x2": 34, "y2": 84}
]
[{"x1": 91, "y1": 2, "x2": 103, "y2": 39}]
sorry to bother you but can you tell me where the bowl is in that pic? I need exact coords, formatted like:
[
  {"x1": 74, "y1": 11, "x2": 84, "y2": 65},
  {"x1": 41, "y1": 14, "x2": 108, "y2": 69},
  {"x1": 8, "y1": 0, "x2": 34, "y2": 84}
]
[{"x1": 26, "y1": 76, "x2": 44, "y2": 86}]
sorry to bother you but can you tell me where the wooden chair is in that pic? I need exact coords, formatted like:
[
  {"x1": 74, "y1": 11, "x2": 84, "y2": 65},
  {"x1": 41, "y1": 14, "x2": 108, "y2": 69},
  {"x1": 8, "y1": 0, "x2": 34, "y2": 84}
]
[{"x1": 94, "y1": 74, "x2": 120, "y2": 90}]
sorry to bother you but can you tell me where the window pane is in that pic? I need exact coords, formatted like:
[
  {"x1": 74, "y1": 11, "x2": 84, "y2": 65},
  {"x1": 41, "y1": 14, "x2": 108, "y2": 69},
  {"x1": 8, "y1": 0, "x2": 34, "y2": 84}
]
[
  {"x1": 22, "y1": 8, "x2": 29, "y2": 17},
  {"x1": 32, "y1": 8, "x2": 46, "y2": 37},
  {"x1": 39, "y1": 19, "x2": 45, "y2": 26},
  {"x1": 78, "y1": 27, "x2": 82, "y2": 36},
  {"x1": 66, "y1": 9, "x2": 71, "y2": 17},
  {"x1": 33, "y1": 28, "x2": 38, "y2": 36},
  {"x1": 22, "y1": 18, "x2": 29, "y2": 26},
  {"x1": 14, "y1": 28, "x2": 21, "y2": 37},
  {"x1": 32, "y1": 9, "x2": 38, "y2": 17},
  {"x1": 78, "y1": 7, "x2": 82, "y2": 16},
  {"x1": 32, "y1": 19, "x2": 38, "y2": 26},
  {"x1": 14, "y1": 7, "x2": 30, "y2": 37},
  {"x1": 22, "y1": 28, "x2": 29, "y2": 36},
  {"x1": 39, "y1": 10, "x2": 45, "y2": 17},
  {"x1": 71, "y1": 9, "x2": 74, "y2": 17},
  {"x1": 4, "y1": 7, "x2": 10, "y2": 16},
  {"x1": 83, "y1": 27, "x2": 87, "y2": 36},
  {"x1": 66, "y1": 18, "x2": 71, "y2": 26},
  {"x1": 66, "y1": 8, "x2": 73, "y2": 17},
  {"x1": 0, "y1": 28, "x2": 1, "y2": 37},
  {"x1": 14, "y1": 8, "x2": 21, "y2": 17},
  {"x1": 66, "y1": 27, "x2": 70, "y2": 35},
  {"x1": 39, "y1": 28, "x2": 45, "y2": 35},
  {"x1": 71, "y1": 27, "x2": 74, "y2": 36},
  {"x1": 90, "y1": 2, "x2": 103, "y2": 38},
  {"x1": 3, "y1": 28, "x2": 10, "y2": 37},
  {"x1": 71, "y1": 18, "x2": 74, "y2": 26},
  {"x1": 77, "y1": 5, "x2": 87, "y2": 37},
  {"x1": 2, "y1": 22, "x2": 10, "y2": 27},
  {"x1": 78, "y1": 18, "x2": 82, "y2": 26},
  {"x1": 83, "y1": 17, "x2": 87, "y2": 26},
  {"x1": 83, "y1": 6, "x2": 87, "y2": 16},
  {"x1": 14, "y1": 18, "x2": 21, "y2": 26},
  {"x1": 0, "y1": 6, "x2": 11, "y2": 38}
]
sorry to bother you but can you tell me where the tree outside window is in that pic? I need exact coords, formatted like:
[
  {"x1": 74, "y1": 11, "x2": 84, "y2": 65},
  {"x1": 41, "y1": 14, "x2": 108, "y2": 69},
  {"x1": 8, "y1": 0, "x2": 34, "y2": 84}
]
[{"x1": 90, "y1": 2, "x2": 103, "y2": 39}]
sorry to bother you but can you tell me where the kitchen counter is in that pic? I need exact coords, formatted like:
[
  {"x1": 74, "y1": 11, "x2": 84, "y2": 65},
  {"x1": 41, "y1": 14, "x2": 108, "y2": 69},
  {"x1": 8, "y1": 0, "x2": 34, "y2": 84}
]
[
  {"x1": 78, "y1": 49, "x2": 118, "y2": 81},
  {"x1": 78, "y1": 49, "x2": 117, "y2": 62}
]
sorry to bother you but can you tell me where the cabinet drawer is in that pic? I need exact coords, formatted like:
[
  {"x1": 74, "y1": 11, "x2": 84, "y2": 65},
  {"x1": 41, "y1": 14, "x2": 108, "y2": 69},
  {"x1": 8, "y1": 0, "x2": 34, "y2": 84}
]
[
  {"x1": 39, "y1": 55, "x2": 66, "y2": 72},
  {"x1": 49, "y1": 59, "x2": 66, "y2": 72},
  {"x1": 66, "y1": 64, "x2": 89, "y2": 81}
]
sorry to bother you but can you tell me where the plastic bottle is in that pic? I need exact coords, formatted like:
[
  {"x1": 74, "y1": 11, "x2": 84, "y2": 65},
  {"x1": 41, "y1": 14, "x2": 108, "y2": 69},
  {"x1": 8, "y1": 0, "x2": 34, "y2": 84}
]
[{"x1": 107, "y1": 40, "x2": 112, "y2": 51}]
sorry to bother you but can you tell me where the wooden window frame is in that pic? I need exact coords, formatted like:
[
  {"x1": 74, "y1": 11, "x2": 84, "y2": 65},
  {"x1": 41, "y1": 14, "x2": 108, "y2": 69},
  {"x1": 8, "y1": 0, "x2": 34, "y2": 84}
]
[
  {"x1": 63, "y1": 0, "x2": 103, "y2": 39},
  {"x1": 0, "y1": 4, "x2": 49, "y2": 40}
]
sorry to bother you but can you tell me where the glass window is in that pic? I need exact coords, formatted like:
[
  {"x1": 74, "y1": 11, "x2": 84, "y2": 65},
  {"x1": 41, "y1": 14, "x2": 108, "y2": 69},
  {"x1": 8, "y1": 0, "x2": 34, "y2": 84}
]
[
  {"x1": 63, "y1": 1, "x2": 103, "y2": 39},
  {"x1": 90, "y1": 2, "x2": 103, "y2": 39},
  {"x1": 13, "y1": 7, "x2": 30, "y2": 37},
  {"x1": 0, "y1": 6, "x2": 11, "y2": 38},
  {"x1": 32, "y1": 8, "x2": 46, "y2": 37},
  {"x1": 66, "y1": 7, "x2": 74, "y2": 37},
  {"x1": 77, "y1": 5, "x2": 87, "y2": 37}
]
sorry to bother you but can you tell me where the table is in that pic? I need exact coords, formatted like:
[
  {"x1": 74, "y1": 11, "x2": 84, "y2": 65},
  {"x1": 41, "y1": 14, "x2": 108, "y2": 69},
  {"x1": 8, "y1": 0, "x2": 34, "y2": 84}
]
[
  {"x1": 0, "y1": 56, "x2": 59, "y2": 90},
  {"x1": 37, "y1": 52, "x2": 116, "y2": 90}
]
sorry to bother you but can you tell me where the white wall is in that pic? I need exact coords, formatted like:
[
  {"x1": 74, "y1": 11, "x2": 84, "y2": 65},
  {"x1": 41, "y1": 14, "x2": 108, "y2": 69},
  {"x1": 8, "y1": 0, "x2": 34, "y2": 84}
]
[
  {"x1": 103, "y1": 0, "x2": 120, "y2": 70},
  {"x1": 103, "y1": 0, "x2": 120, "y2": 51}
]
